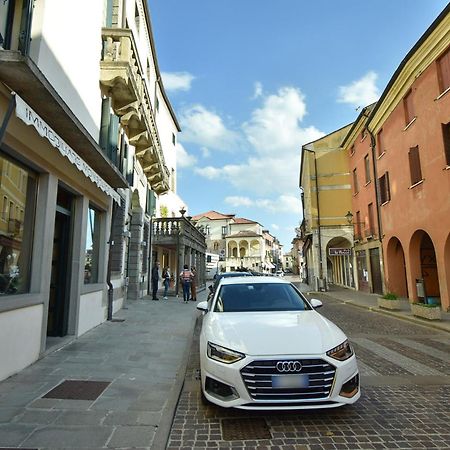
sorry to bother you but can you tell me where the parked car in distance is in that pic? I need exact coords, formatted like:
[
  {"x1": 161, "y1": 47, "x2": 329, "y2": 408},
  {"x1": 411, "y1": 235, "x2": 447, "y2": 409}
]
[
  {"x1": 197, "y1": 276, "x2": 360, "y2": 410},
  {"x1": 275, "y1": 269, "x2": 284, "y2": 277}
]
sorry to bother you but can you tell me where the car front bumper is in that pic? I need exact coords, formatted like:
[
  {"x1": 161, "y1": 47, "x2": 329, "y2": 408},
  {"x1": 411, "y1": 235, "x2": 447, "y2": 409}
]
[{"x1": 201, "y1": 350, "x2": 360, "y2": 410}]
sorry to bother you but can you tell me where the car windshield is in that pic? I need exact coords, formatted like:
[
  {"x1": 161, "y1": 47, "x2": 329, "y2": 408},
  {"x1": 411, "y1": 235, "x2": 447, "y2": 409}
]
[{"x1": 214, "y1": 283, "x2": 312, "y2": 312}]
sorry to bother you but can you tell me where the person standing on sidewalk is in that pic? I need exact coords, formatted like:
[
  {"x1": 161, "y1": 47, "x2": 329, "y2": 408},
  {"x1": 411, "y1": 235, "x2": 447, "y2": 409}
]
[
  {"x1": 190, "y1": 266, "x2": 197, "y2": 301},
  {"x1": 151, "y1": 261, "x2": 160, "y2": 300},
  {"x1": 162, "y1": 266, "x2": 171, "y2": 299},
  {"x1": 179, "y1": 264, "x2": 193, "y2": 303}
]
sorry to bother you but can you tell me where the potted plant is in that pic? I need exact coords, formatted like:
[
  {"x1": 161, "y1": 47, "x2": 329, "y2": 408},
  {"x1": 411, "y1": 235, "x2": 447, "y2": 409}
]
[
  {"x1": 410, "y1": 302, "x2": 442, "y2": 320},
  {"x1": 377, "y1": 292, "x2": 402, "y2": 310}
]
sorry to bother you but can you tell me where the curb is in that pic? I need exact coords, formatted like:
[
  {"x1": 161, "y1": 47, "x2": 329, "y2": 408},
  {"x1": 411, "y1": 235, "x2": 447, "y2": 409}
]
[
  {"x1": 151, "y1": 309, "x2": 199, "y2": 450},
  {"x1": 311, "y1": 291, "x2": 450, "y2": 334}
]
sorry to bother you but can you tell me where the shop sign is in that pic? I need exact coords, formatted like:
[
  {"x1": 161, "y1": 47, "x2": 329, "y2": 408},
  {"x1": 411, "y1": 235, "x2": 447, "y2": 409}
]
[
  {"x1": 329, "y1": 248, "x2": 351, "y2": 256},
  {"x1": 15, "y1": 94, "x2": 120, "y2": 204}
]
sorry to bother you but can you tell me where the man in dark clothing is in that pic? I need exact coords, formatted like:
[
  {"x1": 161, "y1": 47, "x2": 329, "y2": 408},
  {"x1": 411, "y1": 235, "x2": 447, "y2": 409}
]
[{"x1": 151, "y1": 261, "x2": 160, "y2": 300}]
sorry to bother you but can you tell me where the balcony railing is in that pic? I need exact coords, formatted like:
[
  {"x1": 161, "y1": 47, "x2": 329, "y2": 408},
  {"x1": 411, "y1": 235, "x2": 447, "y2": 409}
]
[
  {"x1": 152, "y1": 217, "x2": 206, "y2": 248},
  {"x1": 100, "y1": 28, "x2": 169, "y2": 194}
]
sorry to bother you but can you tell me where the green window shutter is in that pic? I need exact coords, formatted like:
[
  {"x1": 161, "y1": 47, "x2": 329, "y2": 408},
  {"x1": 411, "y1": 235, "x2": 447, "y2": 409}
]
[
  {"x1": 146, "y1": 188, "x2": 156, "y2": 216},
  {"x1": 105, "y1": 0, "x2": 113, "y2": 26},
  {"x1": 99, "y1": 98, "x2": 111, "y2": 153},
  {"x1": 108, "y1": 114, "x2": 119, "y2": 165}
]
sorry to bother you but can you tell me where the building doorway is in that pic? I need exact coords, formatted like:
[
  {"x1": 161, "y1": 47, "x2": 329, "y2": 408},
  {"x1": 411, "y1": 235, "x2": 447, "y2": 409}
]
[
  {"x1": 47, "y1": 187, "x2": 73, "y2": 337},
  {"x1": 369, "y1": 247, "x2": 383, "y2": 294}
]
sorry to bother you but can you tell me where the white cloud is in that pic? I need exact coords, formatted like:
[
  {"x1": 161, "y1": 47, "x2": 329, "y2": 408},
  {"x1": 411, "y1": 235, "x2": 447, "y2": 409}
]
[
  {"x1": 271, "y1": 224, "x2": 280, "y2": 230},
  {"x1": 161, "y1": 71, "x2": 195, "y2": 92},
  {"x1": 252, "y1": 81, "x2": 263, "y2": 99},
  {"x1": 175, "y1": 143, "x2": 197, "y2": 168},
  {"x1": 179, "y1": 104, "x2": 241, "y2": 151},
  {"x1": 194, "y1": 87, "x2": 323, "y2": 195},
  {"x1": 224, "y1": 194, "x2": 301, "y2": 214},
  {"x1": 337, "y1": 71, "x2": 380, "y2": 108},
  {"x1": 200, "y1": 147, "x2": 210, "y2": 158},
  {"x1": 194, "y1": 166, "x2": 221, "y2": 179}
]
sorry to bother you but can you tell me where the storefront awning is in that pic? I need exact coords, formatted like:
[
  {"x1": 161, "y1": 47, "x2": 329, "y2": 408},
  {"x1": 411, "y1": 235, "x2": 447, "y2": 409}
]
[{"x1": 15, "y1": 94, "x2": 121, "y2": 204}]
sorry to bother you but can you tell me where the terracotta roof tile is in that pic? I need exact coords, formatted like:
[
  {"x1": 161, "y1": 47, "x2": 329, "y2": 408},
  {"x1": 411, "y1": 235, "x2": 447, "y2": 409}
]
[{"x1": 191, "y1": 210, "x2": 235, "y2": 220}]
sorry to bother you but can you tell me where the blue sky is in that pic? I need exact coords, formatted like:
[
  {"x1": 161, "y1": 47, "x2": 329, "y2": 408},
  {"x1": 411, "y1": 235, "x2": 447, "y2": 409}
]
[{"x1": 149, "y1": 0, "x2": 448, "y2": 250}]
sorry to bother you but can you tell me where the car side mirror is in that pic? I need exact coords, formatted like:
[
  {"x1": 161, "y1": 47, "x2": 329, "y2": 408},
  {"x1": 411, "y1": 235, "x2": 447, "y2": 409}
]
[
  {"x1": 310, "y1": 298, "x2": 323, "y2": 309},
  {"x1": 197, "y1": 301, "x2": 208, "y2": 312}
]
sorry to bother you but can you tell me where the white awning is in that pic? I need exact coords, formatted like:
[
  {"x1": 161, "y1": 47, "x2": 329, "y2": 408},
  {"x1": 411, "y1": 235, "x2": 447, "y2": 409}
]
[{"x1": 15, "y1": 94, "x2": 120, "y2": 204}]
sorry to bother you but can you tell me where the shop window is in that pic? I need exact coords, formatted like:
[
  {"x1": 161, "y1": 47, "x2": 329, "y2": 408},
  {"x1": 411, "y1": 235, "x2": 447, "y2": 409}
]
[
  {"x1": 0, "y1": 154, "x2": 36, "y2": 295},
  {"x1": 84, "y1": 205, "x2": 102, "y2": 284},
  {"x1": 437, "y1": 46, "x2": 450, "y2": 94}
]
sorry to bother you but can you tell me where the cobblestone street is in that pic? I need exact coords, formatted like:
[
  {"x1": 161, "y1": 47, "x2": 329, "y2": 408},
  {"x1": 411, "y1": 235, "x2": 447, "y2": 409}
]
[{"x1": 167, "y1": 293, "x2": 450, "y2": 450}]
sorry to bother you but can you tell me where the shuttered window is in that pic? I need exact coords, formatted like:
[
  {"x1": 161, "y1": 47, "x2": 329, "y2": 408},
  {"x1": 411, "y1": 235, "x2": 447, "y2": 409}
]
[
  {"x1": 377, "y1": 129, "x2": 385, "y2": 156},
  {"x1": 403, "y1": 90, "x2": 415, "y2": 125},
  {"x1": 355, "y1": 211, "x2": 362, "y2": 240},
  {"x1": 408, "y1": 146, "x2": 422, "y2": 185},
  {"x1": 353, "y1": 168, "x2": 359, "y2": 194},
  {"x1": 364, "y1": 154, "x2": 371, "y2": 183},
  {"x1": 437, "y1": 46, "x2": 450, "y2": 93},
  {"x1": 379, "y1": 172, "x2": 390, "y2": 204},
  {"x1": 368, "y1": 203, "x2": 375, "y2": 236},
  {"x1": 442, "y1": 122, "x2": 450, "y2": 166}
]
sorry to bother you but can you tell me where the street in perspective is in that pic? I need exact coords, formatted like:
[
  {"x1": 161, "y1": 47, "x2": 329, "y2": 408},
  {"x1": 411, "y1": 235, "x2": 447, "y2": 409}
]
[{"x1": 0, "y1": 0, "x2": 450, "y2": 449}]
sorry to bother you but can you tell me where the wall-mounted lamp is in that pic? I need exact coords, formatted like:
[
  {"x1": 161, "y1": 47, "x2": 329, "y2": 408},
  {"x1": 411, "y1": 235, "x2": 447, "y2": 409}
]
[{"x1": 345, "y1": 211, "x2": 353, "y2": 224}]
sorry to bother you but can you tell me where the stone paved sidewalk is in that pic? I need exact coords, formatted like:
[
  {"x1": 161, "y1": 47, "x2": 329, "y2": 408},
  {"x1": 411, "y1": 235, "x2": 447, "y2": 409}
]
[{"x1": 0, "y1": 289, "x2": 206, "y2": 449}]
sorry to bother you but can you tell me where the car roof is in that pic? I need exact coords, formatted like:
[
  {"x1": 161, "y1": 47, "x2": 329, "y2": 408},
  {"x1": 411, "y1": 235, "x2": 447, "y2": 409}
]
[
  {"x1": 218, "y1": 272, "x2": 252, "y2": 277},
  {"x1": 219, "y1": 275, "x2": 289, "y2": 286}
]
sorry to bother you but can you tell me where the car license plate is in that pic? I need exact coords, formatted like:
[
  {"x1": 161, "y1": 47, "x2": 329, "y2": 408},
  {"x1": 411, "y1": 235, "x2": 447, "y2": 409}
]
[{"x1": 272, "y1": 374, "x2": 309, "y2": 388}]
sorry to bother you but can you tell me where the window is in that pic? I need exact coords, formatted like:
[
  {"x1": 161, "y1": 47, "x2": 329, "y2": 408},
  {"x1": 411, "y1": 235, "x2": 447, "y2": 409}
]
[
  {"x1": 437, "y1": 46, "x2": 450, "y2": 93},
  {"x1": 204, "y1": 225, "x2": 210, "y2": 235},
  {"x1": 84, "y1": 206, "x2": 102, "y2": 284},
  {"x1": 172, "y1": 133, "x2": 176, "y2": 145},
  {"x1": 361, "y1": 129, "x2": 367, "y2": 141},
  {"x1": 377, "y1": 129, "x2": 385, "y2": 156},
  {"x1": 352, "y1": 168, "x2": 359, "y2": 194},
  {"x1": 442, "y1": 122, "x2": 450, "y2": 166},
  {"x1": 355, "y1": 211, "x2": 362, "y2": 240},
  {"x1": 403, "y1": 89, "x2": 415, "y2": 125},
  {"x1": 0, "y1": 154, "x2": 37, "y2": 295},
  {"x1": 379, "y1": 172, "x2": 391, "y2": 204},
  {"x1": 155, "y1": 96, "x2": 159, "y2": 112},
  {"x1": 364, "y1": 154, "x2": 371, "y2": 183},
  {"x1": 408, "y1": 146, "x2": 423, "y2": 185},
  {"x1": 350, "y1": 145, "x2": 355, "y2": 156},
  {"x1": 368, "y1": 203, "x2": 375, "y2": 236},
  {"x1": 222, "y1": 225, "x2": 228, "y2": 236},
  {"x1": 134, "y1": 3, "x2": 140, "y2": 34}
]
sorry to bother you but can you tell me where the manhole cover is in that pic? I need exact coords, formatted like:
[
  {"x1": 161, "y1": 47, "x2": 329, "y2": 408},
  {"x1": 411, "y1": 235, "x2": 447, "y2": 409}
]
[
  {"x1": 43, "y1": 380, "x2": 110, "y2": 400},
  {"x1": 221, "y1": 418, "x2": 272, "y2": 441}
]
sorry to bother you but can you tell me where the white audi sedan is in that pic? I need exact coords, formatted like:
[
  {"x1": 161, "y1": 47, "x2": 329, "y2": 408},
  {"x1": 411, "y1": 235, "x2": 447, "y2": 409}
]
[{"x1": 197, "y1": 276, "x2": 360, "y2": 410}]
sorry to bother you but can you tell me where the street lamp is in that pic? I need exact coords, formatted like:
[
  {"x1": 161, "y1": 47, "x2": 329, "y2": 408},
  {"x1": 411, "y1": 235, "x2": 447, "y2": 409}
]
[{"x1": 345, "y1": 211, "x2": 354, "y2": 224}]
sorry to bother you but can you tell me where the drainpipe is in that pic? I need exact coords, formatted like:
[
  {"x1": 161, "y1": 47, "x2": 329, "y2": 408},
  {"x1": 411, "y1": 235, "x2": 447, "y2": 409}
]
[
  {"x1": 106, "y1": 200, "x2": 117, "y2": 321},
  {"x1": 304, "y1": 148, "x2": 324, "y2": 291},
  {"x1": 366, "y1": 125, "x2": 386, "y2": 293}
]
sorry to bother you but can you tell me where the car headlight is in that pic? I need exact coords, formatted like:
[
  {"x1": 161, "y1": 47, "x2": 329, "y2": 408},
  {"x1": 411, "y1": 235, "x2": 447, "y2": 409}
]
[
  {"x1": 327, "y1": 340, "x2": 354, "y2": 361},
  {"x1": 207, "y1": 342, "x2": 245, "y2": 364}
]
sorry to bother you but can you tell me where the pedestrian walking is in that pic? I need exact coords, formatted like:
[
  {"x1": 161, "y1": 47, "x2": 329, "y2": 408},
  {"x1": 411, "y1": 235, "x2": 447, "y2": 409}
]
[
  {"x1": 151, "y1": 261, "x2": 160, "y2": 300},
  {"x1": 179, "y1": 264, "x2": 193, "y2": 303},
  {"x1": 162, "y1": 266, "x2": 171, "y2": 299},
  {"x1": 190, "y1": 266, "x2": 197, "y2": 301}
]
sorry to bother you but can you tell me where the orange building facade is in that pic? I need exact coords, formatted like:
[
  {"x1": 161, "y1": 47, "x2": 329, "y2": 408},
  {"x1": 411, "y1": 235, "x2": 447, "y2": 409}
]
[{"x1": 367, "y1": 9, "x2": 450, "y2": 310}]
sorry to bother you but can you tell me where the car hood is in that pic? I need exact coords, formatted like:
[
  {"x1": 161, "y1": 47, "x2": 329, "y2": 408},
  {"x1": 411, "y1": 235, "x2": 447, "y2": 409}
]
[{"x1": 204, "y1": 311, "x2": 347, "y2": 356}]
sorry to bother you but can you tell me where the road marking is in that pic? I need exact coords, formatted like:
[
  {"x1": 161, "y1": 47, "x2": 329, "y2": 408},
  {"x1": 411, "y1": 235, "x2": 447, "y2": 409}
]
[{"x1": 353, "y1": 338, "x2": 445, "y2": 376}]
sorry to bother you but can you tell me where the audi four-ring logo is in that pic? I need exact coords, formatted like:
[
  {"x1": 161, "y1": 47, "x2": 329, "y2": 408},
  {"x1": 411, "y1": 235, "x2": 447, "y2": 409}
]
[{"x1": 276, "y1": 361, "x2": 302, "y2": 373}]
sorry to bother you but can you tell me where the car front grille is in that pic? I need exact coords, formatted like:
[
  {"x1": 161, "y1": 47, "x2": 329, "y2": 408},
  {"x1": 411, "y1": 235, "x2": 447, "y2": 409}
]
[{"x1": 240, "y1": 359, "x2": 336, "y2": 402}]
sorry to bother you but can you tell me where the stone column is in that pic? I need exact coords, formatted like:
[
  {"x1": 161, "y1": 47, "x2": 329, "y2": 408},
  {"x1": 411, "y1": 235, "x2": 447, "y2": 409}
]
[{"x1": 128, "y1": 191, "x2": 144, "y2": 300}]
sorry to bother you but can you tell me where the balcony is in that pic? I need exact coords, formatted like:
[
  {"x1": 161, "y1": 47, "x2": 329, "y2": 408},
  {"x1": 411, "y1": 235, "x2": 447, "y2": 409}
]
[
  {"x1": 100, "y1": 28, "x2": 169, "y2": 194},
  {"x1": 151, "y1": 217, "x2": 206, "y2": 250}
]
